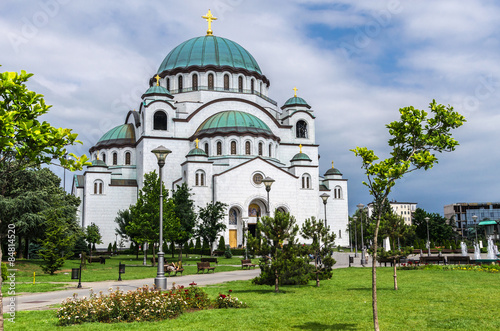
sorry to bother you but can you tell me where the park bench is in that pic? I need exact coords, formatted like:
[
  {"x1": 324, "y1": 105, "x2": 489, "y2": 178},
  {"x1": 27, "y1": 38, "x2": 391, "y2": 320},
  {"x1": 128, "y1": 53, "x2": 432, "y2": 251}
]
[
  {"x1": 377, "y1": 257, "x2": 396, "y2": 267},
  {"x1": 164, "y1": 264, "x2": 184, "y2": 276},
  {"x1": 446, "y1": 256, "x2": 470, "y2": 265},
  {"x1": 420, "y1": 256, "x2": 445, "y2": 265},
  {"x1": 197, "y1": 261, "x2": 216, "y2": 273},
  {"x1": 87, "y1": 256, "x2": 102, "y2": 263},
  {"x1": 241, "y1": 259, "x2": 256, "y2": 269},
  {"x1": 201, "y1": 257, "x2": 218, "y2": 264},
  {"x1": 212, "y1": 250, "x2": 224, "y2": 256}
]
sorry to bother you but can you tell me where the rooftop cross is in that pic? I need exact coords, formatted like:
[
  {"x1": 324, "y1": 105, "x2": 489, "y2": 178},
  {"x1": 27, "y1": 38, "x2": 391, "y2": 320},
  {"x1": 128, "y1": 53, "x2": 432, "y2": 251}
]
[
  {"x1": 202, "y1": 9, "x2": 217, "y2": 35},
  {"x1": 299, "y1": 144, "x2": 303, "y2": 153},
  {"x1": 332, "y1": 161, "x2": 334, "y2": 168},
  {"x1": 154, "y1": 74, "x2": 160, "y2": 86},
  {"x1": 293, "y1": 87, "x2": 298, "y2": 97},
  {"x1": 195, "y1": 138, "x2": 199, "y2": 149}
]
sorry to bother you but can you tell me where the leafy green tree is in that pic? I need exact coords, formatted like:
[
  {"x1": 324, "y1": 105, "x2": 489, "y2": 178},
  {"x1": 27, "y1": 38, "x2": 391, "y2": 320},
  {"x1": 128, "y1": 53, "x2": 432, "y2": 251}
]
[
  {"x1": 172, "y1": 183, "x2": 197, "y2": 261},
  {"x1": 198, "y1": 201, "x2": 228, "y2": 256},
  {"x1": 351, "y1": 100, "x2": 465, "y2": 330},
  {"x1": 114, "y1": 209, "x2": 140, "y2": 259},
  {"x1": 300, "y1": 216, "x2": 336, "y2": 287},
  {"x1": 0, "y1": 68, "x2": 88, "y2": 328},
  {"x1": 85, "y1": 223, "x2": 102, "y2": 259},
  {"x1": 218, "y1": 236, "x2": 226, "y2": 251},
  {"x1": 249, "y1": 211, "x2": 312, "y2": 292},
  {"x1": 412, "y1": 208, "x2": 456, "y2": 245}
]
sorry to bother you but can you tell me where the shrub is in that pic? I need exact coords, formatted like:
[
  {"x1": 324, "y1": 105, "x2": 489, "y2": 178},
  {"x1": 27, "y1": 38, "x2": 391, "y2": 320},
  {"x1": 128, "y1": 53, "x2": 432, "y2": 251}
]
[
  {"x1": 224, "y1": 246, "x2": 233, "y2": 259},
  {"x1": 107, "y1": 243, "x2": 112, "y2": 253},
  {"x1": 214, "y1": 290, "x2": 248, "y2": 309},
  {"x1": 1, "y1": 262, "x2": 7, "y2": 281},
  {"x1": 218, "y1": 236, "x2": 226, "y2": 251}
]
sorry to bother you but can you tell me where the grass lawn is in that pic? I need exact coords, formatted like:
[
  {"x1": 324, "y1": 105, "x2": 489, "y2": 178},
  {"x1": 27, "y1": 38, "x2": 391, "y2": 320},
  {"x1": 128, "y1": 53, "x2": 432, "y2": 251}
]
[{"x1": 4, "y1": 267, "x2": 500, "y2": 330}]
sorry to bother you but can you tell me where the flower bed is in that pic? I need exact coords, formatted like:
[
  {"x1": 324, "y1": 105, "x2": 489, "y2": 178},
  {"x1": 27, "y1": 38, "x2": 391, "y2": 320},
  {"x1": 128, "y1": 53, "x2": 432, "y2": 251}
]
[
  {"x1": 57, "y1": 284, "x2": 246, "y2": 326},
  {"x1": 398, "y1": 263, "x2": 500, "y2": 273}
]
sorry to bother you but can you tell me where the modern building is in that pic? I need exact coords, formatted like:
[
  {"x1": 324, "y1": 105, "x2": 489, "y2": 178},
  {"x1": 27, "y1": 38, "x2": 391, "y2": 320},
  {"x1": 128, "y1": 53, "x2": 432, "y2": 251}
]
[
  {"x1": 444, "y1": 202, "x2": 500, "y2": 239},
  {"x1": 367, "y1": 201, "x2": 417, "y2": 225},
  {"x1": 72, "y1": 11, "x2": 349, "y2": 249}
]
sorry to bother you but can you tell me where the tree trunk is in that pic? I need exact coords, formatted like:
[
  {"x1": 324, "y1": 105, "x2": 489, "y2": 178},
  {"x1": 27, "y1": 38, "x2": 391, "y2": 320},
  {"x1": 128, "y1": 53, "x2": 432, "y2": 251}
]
[
  {"x1": 372, "y1": 216, "x2": 381, "y2": 331},
  {"x1": 171, "y1": 241, "x2": 175, "y2": 258},
  {"x1": 17, "y1": 236, "x2": 24, "y2": 259},
  {"x1": 274, "y1": 266, "x2": 279, "y2": 293},
  {"x1": 152, "y1": 244, "x2": 156, "y2": 267},
  {"x1": 315, "y1": 252, "x2": 320, "y2": 287},
  {"x1": 178, "y1": 244, "x2": 183, "y2": 263},
  {"x1": 135, "y1": 241, "x2": 139, "y2": 260},
  {"x1": 393, "y1": 258, "x2": 398, "y2": 290},
  {"x1": 25, "y1": 236, "x2": 30, "y2": 259}
]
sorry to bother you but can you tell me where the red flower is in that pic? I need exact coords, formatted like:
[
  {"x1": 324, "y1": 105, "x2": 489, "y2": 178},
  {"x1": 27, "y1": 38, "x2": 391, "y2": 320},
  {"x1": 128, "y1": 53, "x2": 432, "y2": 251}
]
[
  {"x1": 229, "y1": 290, "x2": 232, "y2": 293},
  {"x1": 220, "y1": 294, "x2": 226, "y2": 299},
  {"x1": 189, "y1": 282, "x2": 197, "y2": 286},
  {"x1": 180, "y1": 285, "x2": 184, "y2": 289}
]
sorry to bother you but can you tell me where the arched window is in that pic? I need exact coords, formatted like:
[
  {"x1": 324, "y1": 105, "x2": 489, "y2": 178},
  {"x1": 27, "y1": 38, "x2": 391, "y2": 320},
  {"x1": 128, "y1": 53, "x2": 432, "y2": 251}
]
[
  {"x1": 204, "y1": 142, "x2": 209, "y2": 155},
  {"x1": 251, "y1": 79, "x2": 255, "y2": 94},
  {"x1": 125, "y1": 152, "x2": 131, "y2": 165},
  {"x1": 166, "y1": 78, "x2": 170, "y2": 91},
  {"x1": 334, "y1": 186, "x2": 342, "y2": 199},
  {"x1": 217, "y1": 141, "x2": 222, "y2": 156},
  {"x1": 245, "y1": 141, "x2": 251, "y2": 155},
  {"x1": 231, "y1": 141, "x2": 237, "y2": 155},
  {"x1": 268, "y1": 143, "x2": 272, "y2": 157},
  {"x1": 192, "y1": 74, "x2": 198, "y2": 91},
  {"x1": 224, "y1": 74, "x2": 229, "y2": 90},
  {"x1": 195, "y1": 170, "x2": 205, "y2": 186},
  {"x1": 101, "y1": 153, "x2": 106, "y2": 164},
  {"x1": 339, "y1": 230, "x2": 342, "y2": 239},
  {"x1": 296, "y1": 120, "x2": 308, "y2": 138},
  {"x1": 112, "y1": 152, "x2": 117, "y2": 165},
  {"x1": 229, "y1": 208, "x2": 238, "y2": 225},
  {"x1": 260, "y1": 82, "x2": 263, "y2": 94},
  {"x1": 238, "y1": 76, "x2": 243, "y2": 93},
  {"x1": 153, "y1": 111, "x2": 167, "y2": 130},
  {"x1": 258, "y1": 142, "x2": 263, "y2": 156},
  {"x1": 93, "y1": 180, "x2": 103, "y2": 194},
  {"x1": 301, "y1": 174, "x2": 311, "y2": 189},
  {"x1": 208, "y1": 73, "x2": 214, "y2": 90},
  {"x1": 178, "y1": 75, "x2": 183, "y2": 92},
  {"x1": 277, "y1": 207, "x2": 287, "y2": 214}
]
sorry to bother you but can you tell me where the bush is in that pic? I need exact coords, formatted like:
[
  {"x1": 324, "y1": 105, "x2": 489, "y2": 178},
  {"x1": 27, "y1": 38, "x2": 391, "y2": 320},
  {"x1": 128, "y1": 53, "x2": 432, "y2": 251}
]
[
  {"x1": 214, "y1": 290, "x2": 248, "y2": 309},
  {"x1": 224, "y1": 246, "x2": 233, "y2": 259},
  {"x1": 107, "y1": 243, "x2": 112, "y2": 253},
  {"x1": 218, "y1": 236, "x2": 226, "y2": 251},
  {"x1": 1, "y1": 262, "x2": 7, "y2": 281}
]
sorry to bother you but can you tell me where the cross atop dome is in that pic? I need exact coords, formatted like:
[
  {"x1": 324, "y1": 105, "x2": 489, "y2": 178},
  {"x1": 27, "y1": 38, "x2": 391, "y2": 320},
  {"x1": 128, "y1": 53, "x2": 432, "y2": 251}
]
[
  {"x1": 202, "y1": 9, "x2": 217, "y2": 35},
  {"x1": 293, "y1": 87, "x2": 298, "y2": 97}
]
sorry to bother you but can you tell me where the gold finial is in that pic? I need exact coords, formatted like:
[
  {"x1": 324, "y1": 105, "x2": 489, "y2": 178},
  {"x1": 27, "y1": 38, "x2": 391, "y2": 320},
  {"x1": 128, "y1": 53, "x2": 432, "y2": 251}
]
[
  {"x1": 293, "y1": 87, "x2": 298, "y2": 97},
  {"x1": 154, "y1": 74, "x2": 160, "y2": 86},
  {"x1": 96, "y1": 150, "x2": 100, "y2": 160},
  {"x1": 202, "y1": 9, "x2": 217, "y2": 35},
  {"x1": 195, "y1": 138, "x2": 199, "y2": 149},
  {"x1": 332, "y1": 161, "x2": 334, "y2": 168},
  {"x1": 299, "y1": 144, "x2": 302, "y2": 153}
]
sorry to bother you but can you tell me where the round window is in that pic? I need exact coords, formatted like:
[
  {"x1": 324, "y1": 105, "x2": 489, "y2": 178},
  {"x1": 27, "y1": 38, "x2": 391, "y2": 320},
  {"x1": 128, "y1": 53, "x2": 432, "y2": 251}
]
[{"x1": 253, "y1": 173, "x2": 263, "y2": 185}]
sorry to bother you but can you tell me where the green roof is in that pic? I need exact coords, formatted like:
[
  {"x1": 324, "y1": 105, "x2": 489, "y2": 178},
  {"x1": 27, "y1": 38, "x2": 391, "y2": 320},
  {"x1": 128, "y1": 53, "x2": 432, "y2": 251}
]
[
  {"x1": 186, "y1": 148, "x2": 208, "y2": 157},
  {"x1": 142, "y1": 85, "x2": 173, "y2": 99},
  {"x1": 291, "y1": 152, "x2": 312, "y2": 162},
  {"x1": 95, "y1": 123, "x2": 136, "y2": 149},
  {"x1": 158, "y1": 35, "x2": 261, "y2": 74},
  {"x1": 90, "y1": 159, "x2": 107, "y2": 167},
  {"x1": 282, "y1": 96, "x2": 311, "y2": 109},
  {"x1": 325, "y1": 167, "x2": 342, "y2": 176},
  {"x1": 479, "y1": 220, "x2": 498, "y2": 226},
  {"x1": 195, "y1": 111, "x2": 273, "y2": 136}
]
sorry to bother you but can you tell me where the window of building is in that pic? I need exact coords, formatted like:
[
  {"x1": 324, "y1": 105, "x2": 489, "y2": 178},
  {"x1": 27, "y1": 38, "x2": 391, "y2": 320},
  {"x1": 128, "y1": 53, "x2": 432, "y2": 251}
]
[
  {"x1": 217, "y1": 141, "x2": 222, "y2": 155},
  {"x1": 93, "y1": 180, "x2": 103, "y2": 194},
  {"x1": 101, "y1": 153, "x2": 106, "y2": 164},
  {"x1": 229, "y1": 208, "x2": 238, "y2": 225},
  {"x1": 260, "y1": 82, "x2": 263, "y2": 94},
  {"x1": 245, "y1": 141, "x2": 251, "y2": 155},
  {"x1": 166, "y1": 78, "x2": 170, "y2": 91},
  {"x1": 195, "y1": 170, "x2": 205, "y2": 186},
  {"x1": 301, "y1": 174, "x2": 311, "y2": 189},
  {"x1": 231, "y1": 141, "x2": 237, "y2": 155},
  {"x1": 125, "y1": 152, "x2": 131, "y2": 165},
  {"x1": 192, "y1": 74, "x2": 198, "y2": 91},
  {"x1": 334, "y1": 186, "x2": 342, "y2": 199},
  {"x1": 296, "y1": 120, "x2": 308, "y2": 138},
  {"x1": 258, "y1": 142, "x2": 263, "y2": 156},
  {"x1": 238, "y1": 76, "x2": 243, "y2": 93},
  {"x1": 112, "y1": 152, "x2": 117, "y2": 165},
  {"x1": 339, "y1": 230, "x2": 342, "y2": 239},
  {"x1": 208, "y1": 73, "x2": 214, "y2": 90},
  {"x1": 204, "y1": 142, "x2": 209, "y2": 155},
  {"x1": 153, "y1": 111, "x2": 167, "y2": 130},
  {"x1": 251, "y1": 79, "x2": 254, "y2": 94},
  {"x1": 178, "y1": 75, "x2": 183, "y2": 92},
  {"x1": 268, "y1": 143, "x2": 272, "y2": 157},
  {"x1": 224, "y1": 74, "x2": 229, "y2": 90}
]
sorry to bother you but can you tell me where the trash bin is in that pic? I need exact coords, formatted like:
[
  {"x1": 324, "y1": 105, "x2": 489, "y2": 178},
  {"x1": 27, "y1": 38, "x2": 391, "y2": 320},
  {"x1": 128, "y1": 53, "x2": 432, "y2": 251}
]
[{"x1": 71, "y1": 268, "x2": 80, "y2": 280}]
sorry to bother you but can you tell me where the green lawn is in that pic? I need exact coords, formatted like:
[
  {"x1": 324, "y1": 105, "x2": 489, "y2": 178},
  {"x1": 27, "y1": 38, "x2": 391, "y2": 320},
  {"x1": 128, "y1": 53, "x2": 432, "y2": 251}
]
[{"x1": 5, "y1": 267, "x2": 500, "y2": 330}]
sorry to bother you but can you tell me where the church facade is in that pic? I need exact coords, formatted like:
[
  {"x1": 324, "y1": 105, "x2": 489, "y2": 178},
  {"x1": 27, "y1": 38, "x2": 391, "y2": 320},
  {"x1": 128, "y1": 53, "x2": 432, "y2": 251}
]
[{"x1": 72, "y1": 12, "x2": 349, "y2": 248}]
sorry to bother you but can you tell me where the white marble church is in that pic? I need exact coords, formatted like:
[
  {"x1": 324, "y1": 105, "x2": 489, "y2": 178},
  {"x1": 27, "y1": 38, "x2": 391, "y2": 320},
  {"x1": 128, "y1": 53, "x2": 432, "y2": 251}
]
[{"x1": 72, "y1": 11, "x2": 349, "y2": 249}]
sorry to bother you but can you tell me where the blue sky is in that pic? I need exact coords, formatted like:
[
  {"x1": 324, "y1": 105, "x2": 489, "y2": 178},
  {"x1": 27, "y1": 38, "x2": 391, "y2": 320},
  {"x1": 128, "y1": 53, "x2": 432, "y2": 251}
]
[{"x1": 2, "y1": 0, "x2": 499, "y2": 216}]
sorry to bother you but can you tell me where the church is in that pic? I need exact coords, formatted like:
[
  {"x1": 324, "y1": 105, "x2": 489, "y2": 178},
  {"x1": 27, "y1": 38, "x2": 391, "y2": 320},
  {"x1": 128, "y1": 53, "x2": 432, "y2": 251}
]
[{"x1": 72, "y1": 10, "x2": 349, "y2": 249}]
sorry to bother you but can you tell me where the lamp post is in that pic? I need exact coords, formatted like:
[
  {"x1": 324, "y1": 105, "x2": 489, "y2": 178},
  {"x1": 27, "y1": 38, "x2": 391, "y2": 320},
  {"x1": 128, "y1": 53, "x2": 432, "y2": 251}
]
[
  {"x1": 152, "y1": 145, "x2": 172, "y2": 290},
  {"x1": 320, "y1": 193, "x2": 330, "y2": 228},
  {"x1": 349, "y1": 217, "x2": 353, "y2": 252},
  {"x1": 425, "y1": 217, "x2": 430, "y2": 256},
  {"x1": 262, "y1": 177, "x2": 275, "y2": 216},
  {"x1": 243, "y1": 220, "x2": 248, "y2": 260},
  {"x1": 357, "y1": 203, "x2": 366, "y2": 266},
  {"x1": 472, "y1": 215, "x2": 478, "y2": 244},
  {"x1": 353, "y1": 216, "x2": 358, "y2": 257}
]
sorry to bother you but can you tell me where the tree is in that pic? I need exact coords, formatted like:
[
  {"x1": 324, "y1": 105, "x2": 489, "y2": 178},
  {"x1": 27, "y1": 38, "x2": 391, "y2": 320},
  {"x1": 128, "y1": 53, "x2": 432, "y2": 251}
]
[
  {"x1": 0, "y1": 68, "x2": 88, "y2": 328},
  {"x1": 300, "y1": 216, "x2": 336, "y2": 287},
  {"x1": 413, "y1": 208, "x2": 456, "y2": 245},
  {"x1": 115, "y1": 209, "x2": 140, "y2": 259},
  {"x1": 249, "y1": 211, "x2": 312, "y2": 292},
  {"x1": 351, "y1": 100, "x2": 465, "y2": 330},
  {"x1": 172, "y1": 183, "x2": 197, "y2": 261},
  {"x1": 198, "y1": 201, "x2": 228, "y2": 256},
  {"x1": 85, "y1": 223, "x2": 102, "y2": 259}
]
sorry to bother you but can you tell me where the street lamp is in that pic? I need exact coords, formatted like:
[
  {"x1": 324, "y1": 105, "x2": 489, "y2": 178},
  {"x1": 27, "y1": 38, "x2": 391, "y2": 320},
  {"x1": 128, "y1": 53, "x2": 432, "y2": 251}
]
[
  {"x1": 353, "y1": 216, "x2": 358, "y2": 257},
  {"x1": 152, "y1": 145, "x2": 172, "y2": 291},
  {"x1": 425, "y1": 217, "x2": 430, "y2": 256},
  {"x1": 320, "y1": 193, "x2": 330, "y2": 227},
  {"x1": 357, "y1": 203, "x2": 366, "y2": 266},
  {"x1": 262, "y1": 176, "x2": 275, "y2": 216},
  {"x1": 243, "y1": 220, "x2": 248, "y2": 259},
  {"x1": 349, "y1": 218, "x2": 352, "y2": 252},
  {"x1": 472, "y1": 215, "x2": 478, "y2": 244}
]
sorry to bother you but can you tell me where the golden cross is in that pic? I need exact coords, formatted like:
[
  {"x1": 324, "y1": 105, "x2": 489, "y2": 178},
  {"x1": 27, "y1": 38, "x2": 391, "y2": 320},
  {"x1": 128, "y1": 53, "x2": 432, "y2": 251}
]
[
  {"x1": 332, "y1": 161, "x2": 334, "y2": 168},
  {"x1": 293, "y1": 87, "x2": 298, "y2": 97},
  {"x1": 299, "y1": 144, "x2": 302, "y2": 153},
  {"x1": 96, "y1": 150, "x2": 100, "y2": 160},
  {"x1": 202, "y1": 9, "x2": 217, "y2": 35},
  {"x1": 195, "y1": 138, "x2": 199, "y2": 149},
  {"x1": 154, "y1": 74, "x2": 160, "y2": 86}
]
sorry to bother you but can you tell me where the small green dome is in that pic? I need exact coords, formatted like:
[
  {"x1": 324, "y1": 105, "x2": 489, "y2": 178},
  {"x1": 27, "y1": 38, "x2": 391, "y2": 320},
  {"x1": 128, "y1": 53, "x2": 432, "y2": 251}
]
[
  {"x1": 158, "y1": 35, "x2": 262, "y2": 74},
  {"x1": 94, "y1": 124, "x2": 136, "y2": 150},
  {"x1": 325, "y1": 167, "x2": 342, "y2": 176},
  {"x1": 186, "y1": 148, "x2": 208, "y2": 157},
  {"x1": 142, "y1": 85, "x2": 173, "y2": 99},
  {"x1": 194, "y1": 111, "x2": 276, "y2": 139},
  {"x1": 291, "y1": 152, "x2": 312, "y2": 162},
  {"x1": 90, "y1": 159, "x2": 107, "y2": 167},
  {"x1": 282, "y1": 96, "x2": 311, "y2": 109}
]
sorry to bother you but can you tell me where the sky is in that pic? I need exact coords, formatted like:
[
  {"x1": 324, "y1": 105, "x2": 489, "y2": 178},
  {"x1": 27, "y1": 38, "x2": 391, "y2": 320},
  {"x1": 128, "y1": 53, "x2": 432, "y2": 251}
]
[{"x1": 1, "y1": 0, "x2": 499, "y2": 216}]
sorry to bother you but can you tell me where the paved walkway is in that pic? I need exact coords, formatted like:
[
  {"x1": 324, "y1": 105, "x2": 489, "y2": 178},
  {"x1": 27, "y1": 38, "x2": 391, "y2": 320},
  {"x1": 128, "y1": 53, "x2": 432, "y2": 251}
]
[{"x1": 4, "y1": 252, "x2": 370, "y2": 312}]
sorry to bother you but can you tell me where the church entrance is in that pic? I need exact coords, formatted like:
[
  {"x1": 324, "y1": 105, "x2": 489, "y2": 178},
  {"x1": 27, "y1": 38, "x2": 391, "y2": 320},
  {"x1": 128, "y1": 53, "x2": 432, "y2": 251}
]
[{"x1": 229, "y1": 229, "x2": 237, "y2": 248}]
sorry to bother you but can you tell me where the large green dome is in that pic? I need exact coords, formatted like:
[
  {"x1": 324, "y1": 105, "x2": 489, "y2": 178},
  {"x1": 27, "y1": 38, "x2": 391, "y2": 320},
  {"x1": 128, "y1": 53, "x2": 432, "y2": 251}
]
[
  {"x1": 193, "y1": 111, "x2": 277, "y2": 140},
  {"x1": 157, "y1": 35, "x2": 262, "y2": 75},
  {"x1": 92, "y1": 123, "x2": 136, "y2": 152}
]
